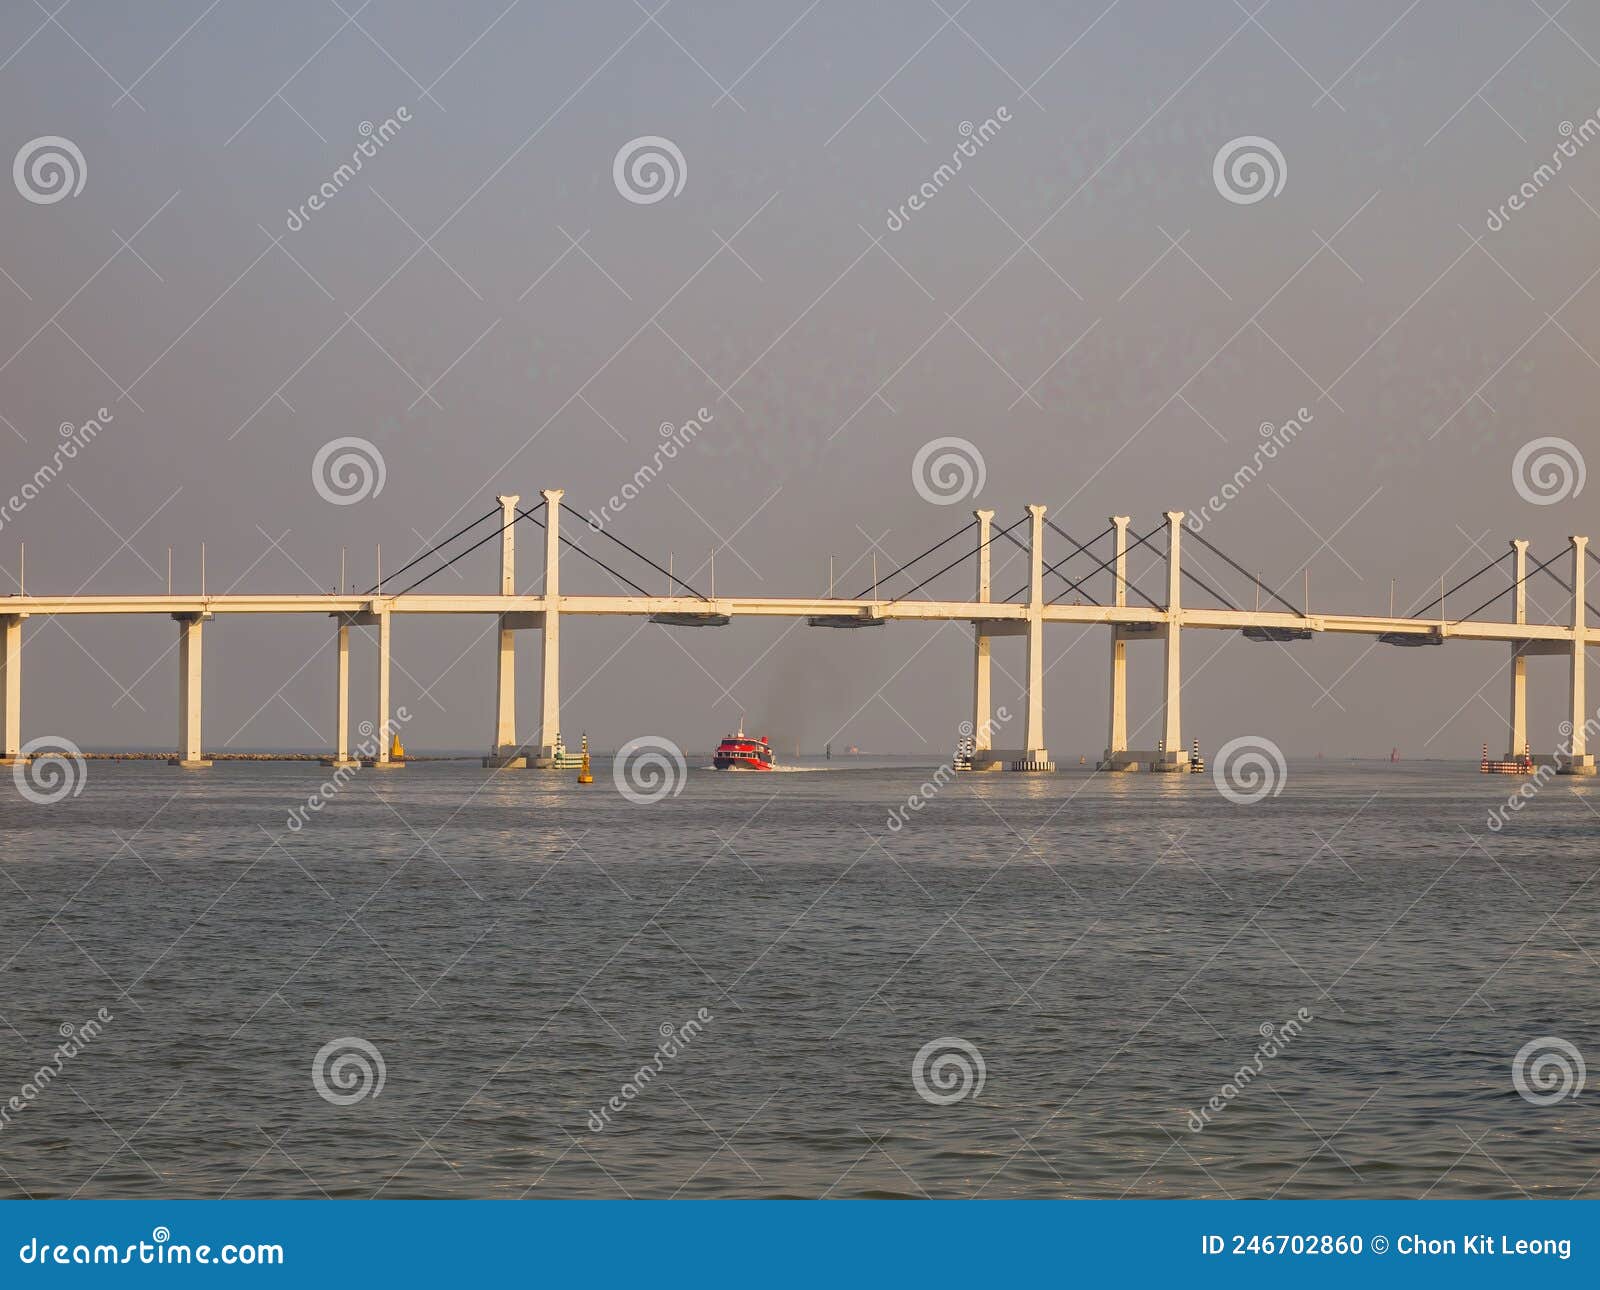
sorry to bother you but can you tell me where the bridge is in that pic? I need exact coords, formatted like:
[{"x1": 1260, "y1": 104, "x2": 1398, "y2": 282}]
[{"x1": 1, "y1": 489, "x2": 1593, "y2": 774}]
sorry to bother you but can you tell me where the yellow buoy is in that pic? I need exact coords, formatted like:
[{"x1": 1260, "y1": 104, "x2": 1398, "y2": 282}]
[{"x1": 577, "y1": 732, "x2": 593, "y2": 784}]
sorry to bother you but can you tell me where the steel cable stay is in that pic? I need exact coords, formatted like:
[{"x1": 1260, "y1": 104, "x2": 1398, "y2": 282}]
[
  {"x1": 1049, "y1": 523, "x2": 1168, "y2": 606},
  {"x1": 995, "y1": 526, "x2": 1097, "y2": 605},
  {"x1": 1046, "y1": 525, "x2": 1164, "y2": 609},
  {"x1": 996, "y1": 526, "x2": 1032, "y2": 600},
  {"x1": 889, "y1": 516, "x2": 1028, "y2": 604},
  {"x1": 1043, "y1": 523, "x2": 1112, "y2": 604},
  {"x1": 1178, "y1": 552, "x2": 1240, "y2": 612},
  {"x1": 1528, "y1": 554, "x2": 1600, "y2": 623},
  {"x1": 1183, "y1": 526, "x2": 1305, "y2": 617},
  {"x1": 371, "y1": 504, "x2": 1570, "y2": 628},
  {"x1": 1114, "y1": 523, "x2": 1238, "y2": 611},
  {"x1": 1453, "y1": 548, "x2": 1573, "y2": 624},
  {"x1": 1055, "y1": 523, "x2": 1169, "y2": 606},
  {"x1": 1003, "y1": 521, "x2": 1112, "y2": 604},
  {"x1": 363, "y1": 505, "x2": 501, "y2": 596},
  {"x1": 1407, "y1": 550, "x2": 1511, "y2": 620},
  {"x1": 563, "y1": 497, "x2": 709, "y2": 601},
  {"x1": 851, "y1": 520, "x2": 979, "y2": 600},
  {"x1": 391, "y1": 502, "x2": 544, "y2": 597},
  {"x1": 512, "y1": 505, "x2": 653, "y2": 599}
]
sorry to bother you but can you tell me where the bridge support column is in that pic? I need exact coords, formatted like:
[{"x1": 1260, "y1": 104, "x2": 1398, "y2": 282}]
[
  {"x1": 0, "y1": 615, "x2": 24, "y2": 765},
  {"x1": 534, "y1": 488, "x2": 564, "y2": 768},
  {"x1": 969, "y1": 509, "x2": 1003, "y2": 770},
  {"x1": 1559, "y1": 534, "x2": 1595, "y2": 775},
  {"x1": 1100, "y1": 517, "x2": 1132, "y2": 771},
  {"x1": 486, "y1": 493, "x2": 527, "y2": 768},
  {"x1": 1014, "y1": 504, "x2": 1053, "y2": 771},
  {"x1": 370, "y1": 609, "x2": 403, "y2": 768},
  {"x1": 1155, "y1": 512, "x2": 1187, "y2": 772},
  {"x1": 169, "y1": 614, "x2": 211, "y2": 768},
  {"x1": 1507, "y1": 539, "x2": 1528, "y2": 762},
  {"x1": 321, "y1": 621, "x2": 359, "y2": 768}
]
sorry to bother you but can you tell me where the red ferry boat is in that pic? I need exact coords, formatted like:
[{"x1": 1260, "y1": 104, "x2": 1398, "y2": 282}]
[{"x1": 713, "y1": 723, "x2": 774, "y2": 770}]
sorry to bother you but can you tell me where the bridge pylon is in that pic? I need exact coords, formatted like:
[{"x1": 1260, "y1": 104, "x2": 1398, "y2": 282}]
[{"x1": 1558, "y1": 534, "x2": 1596, "y2": 775}]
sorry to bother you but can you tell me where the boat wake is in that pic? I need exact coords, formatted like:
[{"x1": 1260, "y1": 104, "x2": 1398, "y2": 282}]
[{"x1": 697, "y1": 763, "x2": 830, "y2": 773}]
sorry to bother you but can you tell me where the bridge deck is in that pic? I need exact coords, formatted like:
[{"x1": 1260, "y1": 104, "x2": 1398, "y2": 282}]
[{"x1": 0, "y1": 593, "x2": 1582, "y2": 645}]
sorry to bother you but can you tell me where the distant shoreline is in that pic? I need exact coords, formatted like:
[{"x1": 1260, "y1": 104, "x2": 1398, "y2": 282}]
[{"x1": 73, "y1": 752, "x2": 475, "y2": 762}]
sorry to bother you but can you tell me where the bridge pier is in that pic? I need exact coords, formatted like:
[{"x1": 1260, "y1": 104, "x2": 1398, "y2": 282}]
[
  {"x1": 369, "y1": 609, "x2": 402, "y2": 768},
  {"x1": 532, "y1": 488, "x2": 564, "y2": 768},
  {"x1": 320, "y1": 619, "x2": 359, "y2": 768},
  {"x1": 1100, "y1": 517, "x2": 1133, "y2": 771},
  {"x1": 1, "y1": 614, "x2": 24, "y2": 765},
  {"x1": 169, "y1": 613, "x2": 211, "y2": 767},
  {"x1": 969, "y1": 508, "x2": 1004, "y2": 771},
  {"x1": 1506, "y1": 540, "x2": 1529, "y2": 761},
  {"x1": 485, "y1": 493, "x2": 528, "y2": 768},
  {"x1": 1154, "y1": 511, "x2": 1187, "y2": 772},
  {"x1": 1013, "y1": 504, "x2": 1053, "y2": 771},
  {"x1": 1559, "y1": 534, "x2": 1596, "y2": 775}
]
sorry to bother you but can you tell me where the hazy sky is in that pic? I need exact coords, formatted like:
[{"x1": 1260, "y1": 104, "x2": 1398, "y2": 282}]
[{"x1": 3, "y1": 0, "x2": 1599, "y2": 757}]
